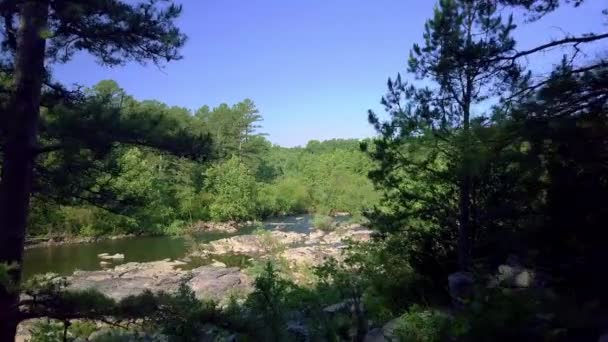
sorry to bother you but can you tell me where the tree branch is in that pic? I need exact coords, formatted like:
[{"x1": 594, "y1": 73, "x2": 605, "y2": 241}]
[{"x1": 494, "y1": 32, "x2": 608, "y2": 63}]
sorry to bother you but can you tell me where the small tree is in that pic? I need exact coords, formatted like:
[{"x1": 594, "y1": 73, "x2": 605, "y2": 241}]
[{"x1": 205, "y1": 156, "x2": 258, "y2": 221}]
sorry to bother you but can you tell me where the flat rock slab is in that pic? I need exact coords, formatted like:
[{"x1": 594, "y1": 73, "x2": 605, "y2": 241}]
[
  {"x1": 67, "y1": 260, "x2": 251, "y2": 302},
  {"x1": 188, "y1": 266, "x2": 251, "y2": 300},
  {"x1": 199, "y1": 227, "x2": 372, "y2": 257}
]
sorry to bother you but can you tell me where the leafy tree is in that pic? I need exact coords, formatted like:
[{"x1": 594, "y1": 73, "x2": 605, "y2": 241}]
[{"x1": 205, "y1": 156, "x2": 258, "y2": 221}]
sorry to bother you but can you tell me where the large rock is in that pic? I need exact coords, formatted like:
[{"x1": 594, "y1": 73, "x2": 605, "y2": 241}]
[
  {"x1": 281, "y1": 245, "x2": 341, "y2": 267},
  {"x1": 68, "y1": 260, "x2": 251, "y2": 302},
  {"x1": 69, "y1": 261, "x2": 184, "y2": 300},
  {"x1": 364, "y1": 318, "x2": 399, "y2": 342},
  {"x1": 497, "y1": 265, "x2": 537, "y2": 287},
  {"x1": 188, "y1": 221, "x2": 240, "y2": 234},
  {"x1": 321, "y1": 227, "x2": 372, "y2": 244},
  {"x1": 188, "y1": 266, "x2": 252, "y2": 300},
  {"x1": 448, "y1": 272, "x2": 474, "y2": 308},
  {"x1": 202, "y1": 231, "x2": 306, "y2": 255},
  {"x1": 488, "y1": 255, "x2": 544, "y2": 288},
  {"x1": 198, "y1": 226, "x2": 371, "y2": 257},
  {"x1": 98, "y1": 252, "x2": 125, "y2": 260}
]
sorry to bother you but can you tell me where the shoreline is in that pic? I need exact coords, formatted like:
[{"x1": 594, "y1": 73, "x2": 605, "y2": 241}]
[
  {"x1": 24, "y1": 233, "x2": 144, "y2": 249},
  {"x1": 24, "y1": 220, "x2": 256, "y2": 249},
  {"x1": 24, "y1": 214, "x2": 354, "y2": 249}
]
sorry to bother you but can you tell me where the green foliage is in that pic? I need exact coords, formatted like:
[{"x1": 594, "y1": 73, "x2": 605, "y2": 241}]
[
  {"x1": 69, "y1": 321, "x2": 97, "y2": 339},
  {"x1": 153, "y1": 281, "x2": 220, "y2": 341},
  {"x1": 312, "y1": 214, "x2": 334, "y2": 232},
  {"x1": 0, "y1": 262, "x2": 19, "y2": 293},
  {"x1": 449, "y1": 288, "x2": 543, "y2": 341},
  {"x1": 28, "y1": 320, "x2": 97, "y2": 342},
  {"x1": 257, "y1": 176, "x2": 312, "y2": 216},
  {"x1": 205, "y1": 156, "x2": 258, "y2": 221},
  {"x1": 245, "y1": 262, "x2": 290, "y2": 341},
  {"x1": 253, "y1": 227, "x2": 285, "y2": 255},
  {"x1": 393, "y1": 305, "x2": 452, "y2": 342},
  {"x1": 25, "y1": 75, "x2": 378, "y2": 239},
  {"x1": 29, "y1": 320, "x2": 65, "y2": 342}
]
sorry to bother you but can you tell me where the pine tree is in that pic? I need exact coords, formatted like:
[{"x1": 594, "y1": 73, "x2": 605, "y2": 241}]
[
  {"x1": 0, "y1": 1, "x2": 187, "y2": 338},
  {"x1": 368, "y1": 0, "x2": 522, "y2": 272}
]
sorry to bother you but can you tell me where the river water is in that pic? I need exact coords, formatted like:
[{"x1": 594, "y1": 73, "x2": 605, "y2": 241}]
[{"x1": 22, "y1": 214, "x2": 349, "y2": 279}]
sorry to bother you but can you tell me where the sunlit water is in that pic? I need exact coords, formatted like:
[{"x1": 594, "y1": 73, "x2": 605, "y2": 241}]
[{"x1": 22, "y1": 214, "x2": 349, "y2": 279}]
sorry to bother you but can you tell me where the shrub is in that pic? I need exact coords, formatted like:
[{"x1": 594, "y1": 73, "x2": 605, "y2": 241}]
[
  {"x1": 393, "y1": 305, "x2": 452, "y2": 342},
  {"x1": 246, "y1": 262, "x2": 291, "y2": 341},
  {"x1": 163, "y1": 219, "x2": 186, "y2": 235},
  {"x1": 312, "y1": 214, "x2": 334, "y2": 231},
  {"x1": 29, "y1": 320, "x2": 65, "y2": 342},
  {"x1": 205, "y1": 157, "x2": 258, "y2": 222},
  {"x1": 70, "y1": 321, "x2": 97, "y2": 339},
  {"x1": 451, "y1": 288, "x2": 541, "y2": 341}
]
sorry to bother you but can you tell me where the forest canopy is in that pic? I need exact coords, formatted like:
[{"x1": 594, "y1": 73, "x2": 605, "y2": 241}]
[{"x1": 28, "y1": 81, "x2": 379, "y2": 237}]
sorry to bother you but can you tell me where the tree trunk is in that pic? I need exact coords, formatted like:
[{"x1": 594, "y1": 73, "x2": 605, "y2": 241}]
[
  {"x1": 353, "y1": 299, "x2": 369, "y2": 342},
  {"x1": 458, "y1": 110, "x2": 473, "y2": 271},
  {"x1": 458, "y1": 70, "x2": 473, "y2": 272},
  {"x1": 0, "y1": 1, "x2": 49, "y2": 339},
  {"x1": 458, "y1": 174, "x2": 472, "y2": 271},
  {"x1": 457, "y1": 1, "x2": 475, "y2": 270}
]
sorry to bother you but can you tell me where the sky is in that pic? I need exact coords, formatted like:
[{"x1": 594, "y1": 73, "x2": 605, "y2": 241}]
[{"x1": 53, "y1": 1, "x2": 607, "y2": 147}]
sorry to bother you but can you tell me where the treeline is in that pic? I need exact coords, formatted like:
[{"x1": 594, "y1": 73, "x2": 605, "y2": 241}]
[{"x1": 29, "y1": 82, "x2": 378, "y2": 237}]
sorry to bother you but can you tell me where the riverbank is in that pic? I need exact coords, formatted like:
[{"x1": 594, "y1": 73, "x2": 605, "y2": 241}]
[
  {"x1": 24, "y1": 221, "x2": 248, "y2": 249},
  {"x1": 25, "y1": 213, "x2": 355, "y2": 249},
  {"x1": 22, "y1": 214, "x2": 360, "y2": 280},
  {"x1": 25, "y1": 233, "x2": 140, "y2": 249},
  {"x1": 57, "y1": 223, "x2": 373, "y2": 301},
  {"x1": 18, "y1": 222, "x2": 373, "y2": 341}
]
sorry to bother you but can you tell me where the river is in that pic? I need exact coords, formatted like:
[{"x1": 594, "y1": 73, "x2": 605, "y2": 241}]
[{"x1": 22, "y1": 214, "x2": 349, "y2": 279}]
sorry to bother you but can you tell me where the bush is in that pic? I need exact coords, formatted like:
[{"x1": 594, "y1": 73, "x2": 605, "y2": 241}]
[
  {"x1": 393, "y1": 305, "x2": 452, "y2": 342},
  {"x1": 163, "y1": 219, "x2": 186, "y2": 235},
  {"x1": 252, "y1": 227, "x2": 285, "y2": 255},
  {"x1": 205, "y1": 157, "x2": 258, "y2": 221},
  {"x1": 312, "y1": 214, "x2": 334, "y2": 231},
  {"x1": 451, "y1": 288, "x2": 541, "y2": 341},
  {"x1": 70, "y1": 321, "x2": 97, "y2": 339},
  {"x1": 246, "y1": 262, "x2": 291, "y2": 341},
  {"x1": 29, "y1": 321, "x2": 65, "y2": 342}
]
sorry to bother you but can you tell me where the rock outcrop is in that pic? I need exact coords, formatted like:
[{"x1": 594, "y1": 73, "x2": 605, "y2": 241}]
[
  {"x1": 191, "y1": 225, "x2": 372, "y2": 285},
  {"x1": 68, "y1": 259, "x2": 251, "y2": 302},
  {"x1": 488, "y1": 255, "x2": 545, "y2": 289},
  {"x1": 188, "y1": 266, "x2": 250, "y2": 299},
  {"x1": 200, "y1": 231, "x2": 307, "y2": 255},
  {"x1": 281, "y1": 245, "x2": 342, "y2": 267},
  {"x1": 187, "y1": 221, "x2": 242, "y2": 234},
  {"x1": 97, "y1": 252, "x2": 125, "y2": 260},
  {"x1": 196, "y1": 226, "x2": 372, "y2": 259}
]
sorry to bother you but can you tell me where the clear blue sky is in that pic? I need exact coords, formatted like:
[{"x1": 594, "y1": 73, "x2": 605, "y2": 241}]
[{"x1": 53, "y1": 1, "x2": 606, "y2": 147}]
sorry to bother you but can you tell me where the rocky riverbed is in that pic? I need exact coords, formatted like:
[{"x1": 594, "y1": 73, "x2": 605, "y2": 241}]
[
  {"x1": 17, "y1": 224, "x2": 374, "y2": 341},
  {"x1": 60, "y1": 224, "x2": 372, "y2": 302},
  {"x1": 68, "y1": 259, "x2": 251, "y2": 302},
  {"x1": 195, "y1": 224, "x2": 372, "y2": 257}
]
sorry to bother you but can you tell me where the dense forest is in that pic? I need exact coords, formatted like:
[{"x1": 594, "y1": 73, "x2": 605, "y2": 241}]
[
  {"x1": 0, "y1": 0, "x2": 607, "y2": 341},
  {"x1": 28, "y1": 80, "x2": 378, "y2": 238}
]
